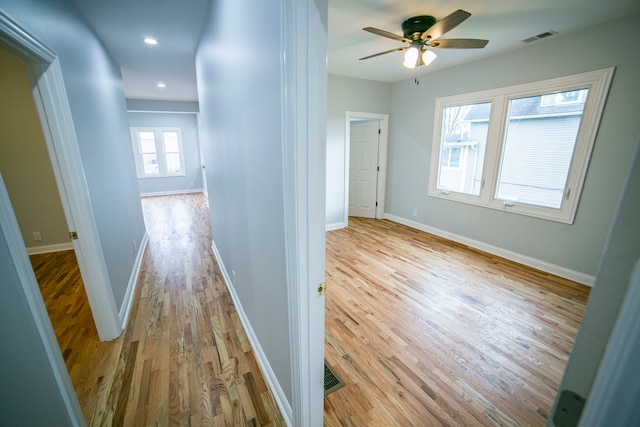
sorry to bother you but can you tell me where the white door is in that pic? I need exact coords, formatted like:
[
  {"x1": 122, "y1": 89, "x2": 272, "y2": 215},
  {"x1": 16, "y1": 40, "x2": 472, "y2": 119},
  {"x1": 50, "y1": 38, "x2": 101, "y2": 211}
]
[{"x1": 349, "y1": 119, "x2": 379, "y2": 218}]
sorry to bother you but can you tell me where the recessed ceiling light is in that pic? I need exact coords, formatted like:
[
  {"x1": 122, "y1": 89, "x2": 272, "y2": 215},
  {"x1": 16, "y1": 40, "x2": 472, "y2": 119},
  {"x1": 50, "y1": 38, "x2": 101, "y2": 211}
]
[
  {"x1": 144, "y1": 37, "x2": 158, "y2": 45},
  {"x1": 157, "y1": 83, "x2": 166, "y2": 88}
]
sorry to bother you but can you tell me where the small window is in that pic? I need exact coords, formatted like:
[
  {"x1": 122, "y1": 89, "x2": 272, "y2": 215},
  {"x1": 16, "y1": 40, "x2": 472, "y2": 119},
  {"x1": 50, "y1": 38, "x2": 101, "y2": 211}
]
[
  {"x1": 131, "y1": 127, "x2": 185, "y2": 178},
  {"x1": 540, "y1": 89, "x2": 587, "y2": 106},
  {"x1": 441, "y1": 146, "x2": 462, "y2": 168},
  {"x1": 428, "y1": 68, "x2": 614, "y2": 223}
]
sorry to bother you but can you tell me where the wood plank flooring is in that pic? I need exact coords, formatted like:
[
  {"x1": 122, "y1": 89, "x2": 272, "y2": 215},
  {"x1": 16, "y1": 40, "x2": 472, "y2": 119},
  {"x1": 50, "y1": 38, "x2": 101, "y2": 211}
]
[
  {"x1": 323, "y1": 217, "x2": 590, "y2": 426},
  {"x1": 30, "y1": 193, "x2": 285, "y2": 426},
  {"x1": 32, "y1": 194, "x2": 590, "y2": 426}
]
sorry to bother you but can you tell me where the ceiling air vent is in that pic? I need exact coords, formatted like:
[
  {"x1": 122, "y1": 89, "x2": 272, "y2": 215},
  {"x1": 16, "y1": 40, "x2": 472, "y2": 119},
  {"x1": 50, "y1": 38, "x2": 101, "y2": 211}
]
[{"x1": 522, "y1": 30, "x2": 558, "y2": 43}]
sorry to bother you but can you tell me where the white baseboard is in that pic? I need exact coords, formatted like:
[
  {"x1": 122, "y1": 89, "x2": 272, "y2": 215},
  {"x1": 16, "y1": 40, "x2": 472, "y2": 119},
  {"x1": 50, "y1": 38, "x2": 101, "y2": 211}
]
[
  {"x1": 326, "y1": 221, "x2": 346, "y2": 231},
  {"x1": 384, "y1": 213, "x2": 595, "y2": 287},
  {"x1": 140, "y1": 189, "x2": 204, "y2": 197},
  {"x1": 119, "y1": 232, "x2": 149, "y2": 329},
  {"x1": 210, "y1": 240, "x2": 293, "y2": 426},
  {"x1": 26, "y1": 242, "x2": 74, "y2": 255}
]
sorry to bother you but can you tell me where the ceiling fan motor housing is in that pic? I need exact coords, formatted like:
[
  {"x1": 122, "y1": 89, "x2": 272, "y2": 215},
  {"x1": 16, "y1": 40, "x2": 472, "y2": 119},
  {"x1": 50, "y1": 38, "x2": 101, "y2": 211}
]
[{"x1": 402, "y1": 15, "x2": 437, "y2": 40}]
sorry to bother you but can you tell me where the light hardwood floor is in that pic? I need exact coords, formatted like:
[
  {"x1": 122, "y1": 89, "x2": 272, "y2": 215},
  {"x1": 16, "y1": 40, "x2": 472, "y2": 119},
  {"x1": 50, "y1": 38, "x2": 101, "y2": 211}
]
[
  {"x1": 31, "y1": 194, "x2": 285, "y2": 426},
  {"x1": 31, "y1": 194, "x2": 590, "y2": 426},
  {"x1": 323, "y1": 217, "x2": 590, "y2": 426}
]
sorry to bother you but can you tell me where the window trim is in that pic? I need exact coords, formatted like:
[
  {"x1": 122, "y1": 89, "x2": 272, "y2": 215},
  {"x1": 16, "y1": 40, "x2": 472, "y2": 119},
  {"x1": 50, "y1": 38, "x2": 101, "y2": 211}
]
[
  {"x1": 130, "y1": 127, "x2": 186, "y2": 179},
  {"x1": 428, "y1": 67, "x2": 614, "y2": 224}
]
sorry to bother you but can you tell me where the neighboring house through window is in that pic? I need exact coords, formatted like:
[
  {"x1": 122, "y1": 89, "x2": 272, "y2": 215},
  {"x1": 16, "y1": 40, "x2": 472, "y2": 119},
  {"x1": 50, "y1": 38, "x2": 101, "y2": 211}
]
[
  {"x1": 131, "y1": 127, "x2": 185, "y2": 178},
  {"x1": 428, "y1": 68, "x2": 613, "y2": 223}
]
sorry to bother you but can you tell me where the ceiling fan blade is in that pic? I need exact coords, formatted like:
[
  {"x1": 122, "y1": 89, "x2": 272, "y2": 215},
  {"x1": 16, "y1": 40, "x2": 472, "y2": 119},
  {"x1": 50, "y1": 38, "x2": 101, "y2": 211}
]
[
  {"x1": 359, "y1": 47, "x2": 407, "y2": 60},
  {"x1": 363, "y1": 27, "x2": 411, "y2": 44},
  {"x1": 421, "y1": 9, "x2": 471, "y2": 41},
  {"x1": 429, "y1": 38, "x2": 489, "y2": 49}
]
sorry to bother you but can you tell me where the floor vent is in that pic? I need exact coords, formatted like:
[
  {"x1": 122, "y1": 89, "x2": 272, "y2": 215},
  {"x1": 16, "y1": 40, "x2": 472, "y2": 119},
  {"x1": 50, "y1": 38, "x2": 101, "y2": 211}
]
[{"x1": 324, "y1": 360, "x2": 345, "y2": 397}]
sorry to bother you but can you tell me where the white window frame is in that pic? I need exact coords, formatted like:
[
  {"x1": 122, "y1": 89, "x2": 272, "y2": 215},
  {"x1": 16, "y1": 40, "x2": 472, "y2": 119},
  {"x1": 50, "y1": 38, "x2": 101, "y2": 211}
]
[
  {"x1": 428, "y1": 67, "x2": 614, "y2": 224},
  {"x1": 130, "y1": 127, "x2": 186, "y2": 178}
]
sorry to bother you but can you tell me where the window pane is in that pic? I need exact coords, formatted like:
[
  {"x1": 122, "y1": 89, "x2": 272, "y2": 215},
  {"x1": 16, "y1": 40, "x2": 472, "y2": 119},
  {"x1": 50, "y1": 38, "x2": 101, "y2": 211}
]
[
  {"x1": 437, "y1": 102, "x2": 491, "y2": 195},
  {"x1": 496, "y1": 88, "x2": 588, "y2": 209},
  {"x1": 139, "y1": 131, "x2": 157, "y2": 154},
  {"x1": 140, "y1": 139, "x2": 156, "y2": 153},
  {"x1": 139, "y1": 131, "x2": 155, "y2": 140},
  {"x1": 142, "y1": 153, "x2": 159, "y2": 174},
  {"x1": 163, "y1": 132, "x2": 179, "y2": 152},
  {"x1": 165, "y1": 152, "x2": 182, "y2": 173}
]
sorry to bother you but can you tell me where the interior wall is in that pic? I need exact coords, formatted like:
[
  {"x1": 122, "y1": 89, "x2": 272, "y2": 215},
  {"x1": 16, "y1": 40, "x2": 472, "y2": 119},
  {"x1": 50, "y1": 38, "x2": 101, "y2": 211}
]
[
  {"x1": 196, "y1": 0, "x2": 292, "y2": 405},
  {"x1": 385, "y1": 12, "x2": 640, "y2": 278},
  {"x1": 0, "y1": 0, "x2": 147, "y2": 309},
  {"x1": 0, "y1": 47, "x2": 69, "y2": 249},
  {"x1": 127, "y1": 105, "x2": 203, "y2": 195},
  {"x1": 326, "y1": 74, "x2": 391, "y2": 227}
]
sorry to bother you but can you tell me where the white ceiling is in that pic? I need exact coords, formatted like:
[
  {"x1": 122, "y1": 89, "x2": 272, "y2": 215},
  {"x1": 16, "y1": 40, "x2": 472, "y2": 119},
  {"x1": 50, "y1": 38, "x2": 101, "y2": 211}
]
[{"x1": 72, "y1": 0, "x2": 640, "y2": 102}]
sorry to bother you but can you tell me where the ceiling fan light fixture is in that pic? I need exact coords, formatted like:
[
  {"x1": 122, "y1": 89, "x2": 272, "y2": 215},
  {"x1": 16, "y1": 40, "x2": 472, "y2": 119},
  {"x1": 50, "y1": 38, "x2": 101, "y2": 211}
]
[
  {"x1": 402, "y1": 45, "x2": 420, "y2": 69},
  {"x1": 421, "y1": 49, "x2": 437, "y2": 66}
]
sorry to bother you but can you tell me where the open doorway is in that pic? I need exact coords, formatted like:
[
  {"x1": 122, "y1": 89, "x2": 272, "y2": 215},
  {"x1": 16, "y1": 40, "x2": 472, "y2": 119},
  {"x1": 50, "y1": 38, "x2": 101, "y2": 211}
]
[
  {"x1": 0, "y1": 13, "x2": 121, "y2": 342},
  {"x1": 344, "y1": 111, "x2": 389, "y2": 224},
  {"x1": 0, "y1": 44, "x2": 99, "y2": 363}
]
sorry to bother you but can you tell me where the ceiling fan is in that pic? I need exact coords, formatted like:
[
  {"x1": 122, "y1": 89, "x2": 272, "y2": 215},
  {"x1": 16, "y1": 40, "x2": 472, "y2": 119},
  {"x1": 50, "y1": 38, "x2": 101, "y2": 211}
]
[{"x1": 360, "y1": 9, "x2": 488, "y2": 69}]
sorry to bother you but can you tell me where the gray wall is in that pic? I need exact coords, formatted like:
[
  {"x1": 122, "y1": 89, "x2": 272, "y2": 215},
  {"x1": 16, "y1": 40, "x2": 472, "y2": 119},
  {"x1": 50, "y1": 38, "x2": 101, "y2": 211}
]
[
  {"x1": 196, "y1": 0, "x2": 292, "y2": 404},
  {"x1": 126, "y1": 99, "x2": 199, "y2": 114},
  {"x1": 127, "y1": 106, "x2": 203, "y2": 195},
  {"x1": 384, "y1": 12, "x2": 640, "y2": 278},
  {"x1": 0, "y1": 0, "x2": 146, "y2": 310},
  {"x1": 326, "y1": 75, "x2": 391, "y2": 226},
  {"x1": 0, "y1": 47, "x2": 69, "y2": 249}
]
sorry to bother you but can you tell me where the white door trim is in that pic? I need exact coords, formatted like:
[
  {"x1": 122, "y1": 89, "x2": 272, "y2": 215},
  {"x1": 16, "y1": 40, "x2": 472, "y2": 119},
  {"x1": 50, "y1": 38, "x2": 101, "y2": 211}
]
[
  {"x1": 282, "y1": 0, "x2": 327, "y2": 425},
  {"x1": 344, "y1": 111, "x2": 389, "y2": 226},
  {"x1": 0, "y1": 10, "x2": 120, "y2": 341},
  {"x1": 578, "y1": 258, "x2": 640, "y2": 425},
  {"x1": 0, "y1": 175, "x2": 85, "y2": 425}
]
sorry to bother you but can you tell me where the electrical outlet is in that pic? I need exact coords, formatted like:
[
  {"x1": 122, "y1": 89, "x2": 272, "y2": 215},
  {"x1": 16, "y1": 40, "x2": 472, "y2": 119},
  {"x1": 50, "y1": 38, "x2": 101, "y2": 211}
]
[
  {"x1": 33, "y1": 231, "x2": 42, "y2": 241},
  {"x1": 412, "y1": 208, "x2": 418, "y2": 217}
]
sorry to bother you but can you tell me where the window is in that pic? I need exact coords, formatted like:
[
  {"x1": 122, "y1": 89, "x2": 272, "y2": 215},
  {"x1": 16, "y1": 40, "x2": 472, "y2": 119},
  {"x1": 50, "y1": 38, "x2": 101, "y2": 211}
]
[
  {"x1": 540, "y1": 89, "x2": 587, "y2": 106},
  {"x1": 428, "y1": 68, "x2": 614, "y2": 223},
  {"x1": 131, "y1": 128, "x2": 185, "y2": 178},
  {"x1": 441, "y1": 146, "x2": 462, "y2": 168},
  {"x1": 436, "y1": 101, "x2": 492, "y2": 196}
]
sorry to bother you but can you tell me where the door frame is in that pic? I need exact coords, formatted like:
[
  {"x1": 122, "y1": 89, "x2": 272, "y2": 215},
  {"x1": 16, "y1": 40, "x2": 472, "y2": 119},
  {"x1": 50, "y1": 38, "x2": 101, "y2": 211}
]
[
  {"x1": 0, "y1": 11, "x2": 120, "y2": 341},
  {"x1": 282, "y1": 0, "x2": 327, "y2": 424},
  {"x1": 344, "y1": 111, "x2": 389, "y2": 226},
  {"x1": 0, "y1": 174, "x2": 85, "y2": 425}
]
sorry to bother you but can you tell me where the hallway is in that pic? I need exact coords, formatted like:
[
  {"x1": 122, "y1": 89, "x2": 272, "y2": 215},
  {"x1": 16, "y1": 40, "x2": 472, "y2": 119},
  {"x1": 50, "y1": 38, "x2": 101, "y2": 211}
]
[{"x1": 34, "y1": 194, "x2": 285, "y2": 426}]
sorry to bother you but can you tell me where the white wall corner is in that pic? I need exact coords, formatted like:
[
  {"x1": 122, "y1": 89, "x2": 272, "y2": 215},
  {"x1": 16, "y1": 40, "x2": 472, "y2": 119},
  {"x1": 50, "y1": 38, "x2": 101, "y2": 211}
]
[
  {"x1": 384, "y1": 213, "x2": 595, "y2": 287},
  {"x1": 210, "y1": 239, "x2": 293, "y2": 426},
  {"x1": 119, "y1": 231, "x2": 149, "y2": 329}
]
